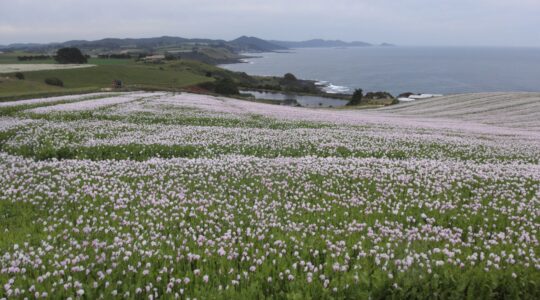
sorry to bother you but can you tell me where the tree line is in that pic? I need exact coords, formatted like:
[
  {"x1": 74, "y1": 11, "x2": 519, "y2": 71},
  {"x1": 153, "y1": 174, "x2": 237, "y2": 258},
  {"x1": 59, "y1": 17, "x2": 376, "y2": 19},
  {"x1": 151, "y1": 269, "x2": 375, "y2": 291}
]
[
  {"x1": 97, "y1": 54, "x2": 132, "y2": 59},
  {"x1": 17, "y1": 55, "x2": 52, "y2": 61}
]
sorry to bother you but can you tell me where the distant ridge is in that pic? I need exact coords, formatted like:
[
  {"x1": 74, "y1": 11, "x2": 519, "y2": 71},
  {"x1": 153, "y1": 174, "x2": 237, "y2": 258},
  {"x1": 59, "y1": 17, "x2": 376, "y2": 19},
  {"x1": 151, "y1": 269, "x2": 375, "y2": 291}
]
[
  {"x1": 229, "y1": 36, "x2": 287, "y2": 52},
  {"x1": 1, "y1": 36, "x2": 213, "y2": 51},
  {"x1": 269, "y1": 39, "x2": 372, "y2": 48},
  {"x1": 0, "y1": 36, "x2": 392, "y2": 52},
  {"x1": 0, "y1": 35, "x2": 284, "y2": 53}
]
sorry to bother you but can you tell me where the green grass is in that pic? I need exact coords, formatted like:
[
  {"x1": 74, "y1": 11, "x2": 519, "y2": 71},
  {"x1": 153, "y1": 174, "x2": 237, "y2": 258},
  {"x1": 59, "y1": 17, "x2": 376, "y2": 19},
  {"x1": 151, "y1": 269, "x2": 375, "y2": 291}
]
[
  {"x1": 87, "y1": 58, "x2": 137, "y2": 65},
  {"x1": 0, "y1": 77, "x2": 63, "y2": 94},
  {"x1": 0, "y1": 61, "x2": 215, "y2": 100},
  {"x1": 0, "y1": 200, "x2": 45, "y2": 249},
  {"x1": 0, "y1": 57, "x2": 268, "y2": 101},
  {"x1": 0, "y1": 50, "x2": 223, "y2": 100},
  {"x1": 0, "y1": 77, "x2": 104, "y2": 101},
  {"x1": 20, "y1": 64, "x2": 212, "y2": 89}
]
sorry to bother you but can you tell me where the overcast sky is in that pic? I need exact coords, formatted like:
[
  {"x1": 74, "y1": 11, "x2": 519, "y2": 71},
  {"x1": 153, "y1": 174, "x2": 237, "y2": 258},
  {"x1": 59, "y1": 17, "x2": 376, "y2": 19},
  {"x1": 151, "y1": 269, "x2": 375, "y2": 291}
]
[{"x1": 1, "y1": 0, "x2": 540, "y2": 46}]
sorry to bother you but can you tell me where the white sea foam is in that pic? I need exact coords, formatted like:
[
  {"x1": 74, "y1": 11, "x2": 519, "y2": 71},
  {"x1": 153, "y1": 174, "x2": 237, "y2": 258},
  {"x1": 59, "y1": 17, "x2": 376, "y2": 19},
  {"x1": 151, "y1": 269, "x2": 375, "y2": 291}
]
[
  {"x1": 323, "y1": 84, "x2": 351, "y2": 94},
  {"x1": 315, "y1": 81, "x2": 351, "y2": 94}
]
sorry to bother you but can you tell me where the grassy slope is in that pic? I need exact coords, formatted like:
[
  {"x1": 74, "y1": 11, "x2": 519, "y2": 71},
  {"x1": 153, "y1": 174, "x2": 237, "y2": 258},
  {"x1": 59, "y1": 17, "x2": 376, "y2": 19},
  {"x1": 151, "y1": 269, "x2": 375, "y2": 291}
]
[
  {"x1": 0, "y1": 55, "x2": 217, "y2": 100},
  {"x1": 0, "y1": 78, "x2": 63, "y2": 95},
  {"x1": 21, "y1": 64, "x2": 210, "y2": 89}
]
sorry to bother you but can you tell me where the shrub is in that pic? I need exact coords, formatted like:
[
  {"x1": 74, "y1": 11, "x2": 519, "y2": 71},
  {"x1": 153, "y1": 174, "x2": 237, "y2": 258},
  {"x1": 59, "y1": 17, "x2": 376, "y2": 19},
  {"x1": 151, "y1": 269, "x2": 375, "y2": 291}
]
[
  {"x1": 14, "y1": 72, "x2": 24, "y2": 80},
  {"x1": 265, "y1": 84, "x2": 281, "y2": 91},
  {"x1": 197, "y1": 81, "x2": 216, "y2": 92},
  {"x1": 214, "y1": 78, "x2": 239, "y2": 95},
  {"x1": 398, "y1": 92, "x2": 416, "y2": 98},
  {"x1": 365, "y1": 91, "x2": 394, "y2": 100},
  {"x1": 44, "y1": 77, "x2": 64, "y2": 87},
  {"x1": 55, "y1": 47, "x2": 87, "y2": 64},
  {"x1": 347, "y1": 89, "x2": 364, "y2": 106},
  {"x1": 164, "y1": 53, "x2": 177, "y2": 61}
]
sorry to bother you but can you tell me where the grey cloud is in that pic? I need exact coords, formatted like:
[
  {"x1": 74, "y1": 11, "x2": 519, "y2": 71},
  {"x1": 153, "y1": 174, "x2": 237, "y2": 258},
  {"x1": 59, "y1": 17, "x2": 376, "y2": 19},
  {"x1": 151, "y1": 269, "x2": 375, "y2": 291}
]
[{"x1": 1, "y1": 0, "x2": 539, "y2": 46}]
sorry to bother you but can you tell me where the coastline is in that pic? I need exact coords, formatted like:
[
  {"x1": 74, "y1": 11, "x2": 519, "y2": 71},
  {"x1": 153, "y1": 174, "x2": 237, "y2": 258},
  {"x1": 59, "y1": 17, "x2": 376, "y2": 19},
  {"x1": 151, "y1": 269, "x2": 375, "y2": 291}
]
[
  {"x1": 220, "y1": 50, "x2": 354, "y2": 97},
  {"x1": 220, "y1": 46, "x2": 540, "y2": 96},
  {"x1": 219, "y1": 51, "x2": 354, "y2": 102}
]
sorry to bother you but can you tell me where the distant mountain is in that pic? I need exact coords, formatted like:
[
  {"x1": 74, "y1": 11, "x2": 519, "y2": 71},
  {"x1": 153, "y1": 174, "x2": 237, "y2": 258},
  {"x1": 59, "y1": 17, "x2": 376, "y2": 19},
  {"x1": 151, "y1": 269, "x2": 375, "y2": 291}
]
[
  {"x1": 44, "y1": 36, "x2": 228, "y2": 52},
  {"x1": 229, "y1": 36, "x2": 287, "y2": 52},
  {"x1": 270, "y1": 39, "x2": 372, "y2": 48},
  {"x1": 1, "y1": 36, "x2": 392, "y2": 54},
  {"x1": 380, "y1": 43, "x2": 396, "y2": 47},
  {"x1": 2, "y1": 42, "x2": 46, "y2": 49},
  {"x1": 1, "y1": 35, "x2": 285, "y2": 53}
]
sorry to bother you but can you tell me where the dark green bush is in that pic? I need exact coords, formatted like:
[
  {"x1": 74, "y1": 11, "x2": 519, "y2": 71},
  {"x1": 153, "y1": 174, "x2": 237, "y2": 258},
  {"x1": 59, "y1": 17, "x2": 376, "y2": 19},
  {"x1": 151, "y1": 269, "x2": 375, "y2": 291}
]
[
  {"x1": 44, "y1": 77, "x2": 64, "y2": 87},
  {"x1": 365, "y1": 91, "x2": 394, "y2": 100},
  {"x1": 55, "y1": 47, "x2": 87, "y2": 64},
  {"x1": 14, "y1": 72, "x2": 24, "y2": 80},
  {"x1": 214, "y1": 78, "x2": 239, "y2": 95},
  {"x1": 398, "y1": 92, "x2": 416, "y2": 98},
  {"x1": 347, "y1": 88, "x2": 364, "y2": 106},
  {"x1": 283, "y1": 73, "x2": 297, "y2": 81}
]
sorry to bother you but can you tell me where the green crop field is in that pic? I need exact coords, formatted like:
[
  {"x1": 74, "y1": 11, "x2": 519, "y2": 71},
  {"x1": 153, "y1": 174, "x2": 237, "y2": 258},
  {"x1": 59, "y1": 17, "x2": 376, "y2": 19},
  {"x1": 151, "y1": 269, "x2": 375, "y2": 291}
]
[
  {"x1": 0, "y1": 56, "x2": 217, "y2": 100},
  {"x1": 20, "y1": 64, "x2": 211, "y2": 89}
]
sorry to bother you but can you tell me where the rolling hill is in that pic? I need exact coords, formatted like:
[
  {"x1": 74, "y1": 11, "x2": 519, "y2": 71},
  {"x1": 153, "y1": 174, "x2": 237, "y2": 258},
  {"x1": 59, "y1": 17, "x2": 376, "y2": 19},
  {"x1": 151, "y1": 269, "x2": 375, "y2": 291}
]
[
  {"x1": 0, "y1": 36, "x2": 285, "y2": 53},
  {"x1": 229, "y1": 36, "x2": 287, "y2": 52}
]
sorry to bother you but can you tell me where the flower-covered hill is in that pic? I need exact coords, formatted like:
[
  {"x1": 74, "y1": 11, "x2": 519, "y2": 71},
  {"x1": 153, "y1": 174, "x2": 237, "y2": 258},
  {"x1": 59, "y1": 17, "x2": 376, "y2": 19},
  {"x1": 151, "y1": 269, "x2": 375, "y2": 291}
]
[{"x1": 0, "y1": 92, "x2": 539, "y2": 299}]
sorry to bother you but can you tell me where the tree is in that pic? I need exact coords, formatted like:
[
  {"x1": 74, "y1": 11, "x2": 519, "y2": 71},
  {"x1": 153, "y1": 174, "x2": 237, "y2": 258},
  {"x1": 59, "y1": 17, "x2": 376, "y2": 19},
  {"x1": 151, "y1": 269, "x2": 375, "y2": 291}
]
[
  {"x1": 347, "y1": 89, "x2": 364, "y2": 106},
  {"x1": 283, "y1": 73, "x2": 297, "y2": 82},
  {"x1": 55, "y1": 47, "x2": 87, "y2": 64}
]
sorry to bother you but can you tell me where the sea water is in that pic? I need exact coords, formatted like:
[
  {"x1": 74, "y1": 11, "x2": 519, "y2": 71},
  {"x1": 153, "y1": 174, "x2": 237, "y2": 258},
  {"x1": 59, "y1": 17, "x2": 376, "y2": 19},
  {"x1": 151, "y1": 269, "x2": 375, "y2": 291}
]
[{"x1": 221, "y1": 47, "x2": 540, "y2": 96}]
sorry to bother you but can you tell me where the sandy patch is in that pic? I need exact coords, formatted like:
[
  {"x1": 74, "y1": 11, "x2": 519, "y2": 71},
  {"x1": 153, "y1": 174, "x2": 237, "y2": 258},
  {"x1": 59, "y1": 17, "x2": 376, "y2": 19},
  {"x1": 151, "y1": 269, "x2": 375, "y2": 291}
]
[{"x1": 0, "y1": 64, "x2": 96, "y2": 74}]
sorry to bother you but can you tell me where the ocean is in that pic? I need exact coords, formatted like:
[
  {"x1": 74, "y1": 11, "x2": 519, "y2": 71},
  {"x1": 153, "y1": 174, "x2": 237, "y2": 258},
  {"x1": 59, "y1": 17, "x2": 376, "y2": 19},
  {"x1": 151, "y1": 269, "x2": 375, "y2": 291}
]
[{"x1": 221, "y1": 47, "x2": 540, "y2": 96}]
